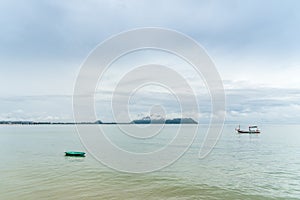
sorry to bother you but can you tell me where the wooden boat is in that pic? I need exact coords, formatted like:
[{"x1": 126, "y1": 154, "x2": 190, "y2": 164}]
[
  {"x1": 65, "y1": 151, "x2": 86, "y2": 157},
  {"x1": 235, "y1": 125, "x2": 260, "y2": 134}
]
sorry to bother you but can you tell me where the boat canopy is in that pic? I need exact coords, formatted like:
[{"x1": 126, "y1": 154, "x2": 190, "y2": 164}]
[{"x1": 249, "y1": 126, "x2": 258, "y2": 128}]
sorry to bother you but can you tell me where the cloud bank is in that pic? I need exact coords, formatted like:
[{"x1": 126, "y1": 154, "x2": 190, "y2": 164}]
[{"x1": 1, "y1": 0, "x2": 300, "y2": 123}]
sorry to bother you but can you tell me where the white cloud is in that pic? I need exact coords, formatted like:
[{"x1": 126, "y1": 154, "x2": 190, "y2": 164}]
[{"x1": 1, "y1": 0, "x2": 300, "y2": 123}]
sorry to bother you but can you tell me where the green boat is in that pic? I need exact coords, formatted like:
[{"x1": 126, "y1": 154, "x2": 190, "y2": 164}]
[{"x1": 65, "y1": 151, "x2": 86, "y2": 157}]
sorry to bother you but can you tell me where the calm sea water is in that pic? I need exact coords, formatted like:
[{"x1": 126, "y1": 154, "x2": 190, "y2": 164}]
[{"x1": 1, "y1": 124, "x2": 300, "y2": 199}]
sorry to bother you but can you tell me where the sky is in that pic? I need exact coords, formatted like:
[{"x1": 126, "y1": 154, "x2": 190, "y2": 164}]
[{"x1": 1, "y1": 0, "x2": 300, "y2": 123}]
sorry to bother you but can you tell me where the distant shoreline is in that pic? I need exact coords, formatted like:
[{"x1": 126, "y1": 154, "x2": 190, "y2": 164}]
[{"x1": 0, "y1": 118, "x2": 198, "y2": 125}]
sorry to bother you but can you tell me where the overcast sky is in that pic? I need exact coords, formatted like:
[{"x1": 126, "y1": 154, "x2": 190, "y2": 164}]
[{"x1": 1, "y1": 0, "x2": 300, "y2": 123}]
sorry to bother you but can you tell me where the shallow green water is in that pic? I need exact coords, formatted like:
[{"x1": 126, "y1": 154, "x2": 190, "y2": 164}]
[{"x1": 0, "y1": 125, "x2": 300, "y2": 199}]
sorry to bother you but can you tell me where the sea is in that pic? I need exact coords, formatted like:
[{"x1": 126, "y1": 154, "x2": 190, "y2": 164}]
[{"x1": 1, "y1": 124, "x2": 300, "y2": 200}]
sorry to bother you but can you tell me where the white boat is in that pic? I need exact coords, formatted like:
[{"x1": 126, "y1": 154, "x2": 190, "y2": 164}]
[{"x1": 235, "y1": 125, "x2": 260, "y2": 134}]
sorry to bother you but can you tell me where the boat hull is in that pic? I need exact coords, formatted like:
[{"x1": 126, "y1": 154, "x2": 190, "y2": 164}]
[
  {"x1": 65, "y1": 151, "x2": 86, "y2": 157},
  {"x1": 237, "y1": 130, "x2": 260, "y2": 134}
]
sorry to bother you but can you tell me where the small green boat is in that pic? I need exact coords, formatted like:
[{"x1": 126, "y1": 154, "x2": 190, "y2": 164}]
[{"x1": 65, "y1": 151, "x2": 86, "y2": 157}]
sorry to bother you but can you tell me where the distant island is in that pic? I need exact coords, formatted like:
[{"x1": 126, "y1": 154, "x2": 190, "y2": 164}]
[
  {"x1": 0, "y1": 117, "x2": 197, "y2": 125},
  {"x1": 131, "y1": 116, "x2": 197, "y2": 124}
]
